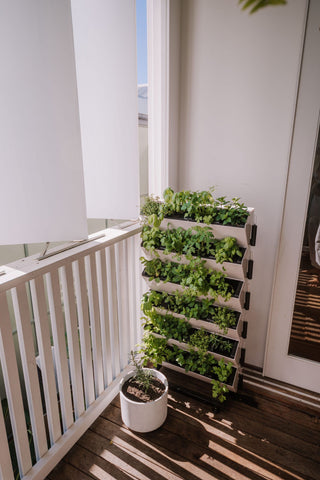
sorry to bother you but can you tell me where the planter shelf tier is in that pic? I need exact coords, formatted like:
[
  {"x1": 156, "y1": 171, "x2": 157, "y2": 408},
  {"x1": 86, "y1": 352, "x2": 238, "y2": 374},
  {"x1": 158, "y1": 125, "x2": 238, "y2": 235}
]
[
  {"x1": 142, "y1": 275, "x2": 248, "y2": 311},
  {"x1": 160, "y1": 207, "x2": 256, "y2": 248},
  {"x1": 141, "y1": 207, "x2": 256, "y2": 400},
  {"x1": 162, "y1": 361, "x2": 239, "y2": 393},
  {"x1": 141, "y1": 246, "x2": 252, "y2": 281},
  {"x1": 150, "y1": 332, "x2": 241, "y2": 366},
  {"x1": 153, "y1": 306, "x2": 246, "y2": 340}
]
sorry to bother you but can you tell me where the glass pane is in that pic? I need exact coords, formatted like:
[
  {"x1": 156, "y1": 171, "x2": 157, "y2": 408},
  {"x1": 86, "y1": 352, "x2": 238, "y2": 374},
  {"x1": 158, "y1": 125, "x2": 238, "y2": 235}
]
[{"x1": 288, "y1": 131, "x2": 320, "y2": 362}]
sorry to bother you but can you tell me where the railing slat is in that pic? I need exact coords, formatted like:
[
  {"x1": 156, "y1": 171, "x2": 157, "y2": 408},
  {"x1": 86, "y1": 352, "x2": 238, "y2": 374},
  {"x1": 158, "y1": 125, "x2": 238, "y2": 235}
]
[
  {"x1": 30, "y1": 277, "x2": 61, "y2": 445},
  {"x1": 106, "y1": 245, "x2": 121, "y2": 377},
  {"x1": 46, "y1": 270, "x2": 74, "y2": 431},
  {"x1": 73, "y1": 259, "x2": 95, "y2": 407},
  {"x1": 0, "y1": 399, "x2": 14, "y2": 480},
  {"x1": 59, "y1": 264, "x2": 85, "y2": 420},
  {"x1": 135, "y1": 234, "x2": 144, "y2": 344},
  {"x1": 85, "y1": 254, "x2": 104, "y2": 396},
  {"x1": 127, "y1": 236, "x2": 138, "y2": 349},
  {"x1": 0, "y1": 292, "x2": 32, "y2": 477},
  {"x1": 96, "y1": 249, "x2": 113, "y2": 386},
  {"x1": 12, "y1": 285, "x2": 48, "y2": 460},
  {"x1": 116, "y1": 240, "x2": 130, "y2": 369}
]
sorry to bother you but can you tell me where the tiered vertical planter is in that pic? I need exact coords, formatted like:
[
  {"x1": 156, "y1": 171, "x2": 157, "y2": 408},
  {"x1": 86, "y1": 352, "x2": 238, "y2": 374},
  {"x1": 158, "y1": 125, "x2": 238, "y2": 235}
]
[{"x1": 141, "y1": 204, "x2": 256, "y2": 398}]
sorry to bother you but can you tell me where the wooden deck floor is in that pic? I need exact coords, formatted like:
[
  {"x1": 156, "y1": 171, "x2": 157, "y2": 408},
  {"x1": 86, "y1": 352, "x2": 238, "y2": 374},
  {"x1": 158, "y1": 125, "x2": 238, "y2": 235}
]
[{"x1": 47, "y1": 369, "x2": 320, "y2": 480}]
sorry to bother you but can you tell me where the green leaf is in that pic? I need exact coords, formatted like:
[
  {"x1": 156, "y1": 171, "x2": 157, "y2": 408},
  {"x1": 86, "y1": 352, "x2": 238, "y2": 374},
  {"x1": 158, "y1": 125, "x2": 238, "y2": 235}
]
[{"x1": 239, "y1": 0, "x2": 287, "y2": 14}]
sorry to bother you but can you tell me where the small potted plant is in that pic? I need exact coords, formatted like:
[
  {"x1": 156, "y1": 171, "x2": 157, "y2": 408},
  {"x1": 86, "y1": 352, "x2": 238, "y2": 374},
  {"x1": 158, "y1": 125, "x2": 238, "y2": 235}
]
[{"x1": 120, "y1": 351, "x2": 168, "y2": 432}]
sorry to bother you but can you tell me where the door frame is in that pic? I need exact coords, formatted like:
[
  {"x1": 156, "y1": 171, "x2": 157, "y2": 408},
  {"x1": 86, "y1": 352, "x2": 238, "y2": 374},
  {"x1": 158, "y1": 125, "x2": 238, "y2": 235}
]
[{"x1": 264, "y1": 0, "x2": 320, "y2": 393}]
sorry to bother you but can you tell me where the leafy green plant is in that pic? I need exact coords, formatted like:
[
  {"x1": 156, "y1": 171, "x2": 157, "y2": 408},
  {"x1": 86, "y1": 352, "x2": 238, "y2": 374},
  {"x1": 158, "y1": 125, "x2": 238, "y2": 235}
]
[
  {"x1": 239, "y1": 0, "x2": 286, "y2": 15},
  {"x1": 143, "y1": 311, "x2": 234, "y2": 355},
  {"x1": 189, "y1": 328, "x2": 211, "y2": 352},
  {"x1": 142, "y1": 224, "x2": 243, "y2": 264},
  {"x1": 189, "y1": 328, "x2": 234, "y2": 355},
  {"x1": 214, "y1": 197, "x2": 249, "y2": 226},
  {"x1": 141, "y1": 290, "x2": 238, "y2": 333},
  {"x1": 160, "y1": 187, "x2": 249, "y2": 226},
  {"x1": 140, "y1": 334, "x2": 234, "y2": 403},
  {"x1": 140, "y1": 195, "x2": 162, "y2": 217},
  {"x1": 162, "y1": 187, "x2": 215, "y2": 220},
  {"x1": 143, "y1": 311, "x2": 192, "y2": 343},
  {"x1": 139, "y1": 334, "x2": 173, "y2": 367},
  {"x1": 141, "y1": 188, "x2": 249, "y2": 227},
  {"x1": 211, "y1": 380, "x2": 230, "y2": 403},
  {"x1": 141, "y1": 257, "x2": 234, "y2": 301},
  {"x1": 213, "y1": 236, "x2": 243, "y2": 264}
]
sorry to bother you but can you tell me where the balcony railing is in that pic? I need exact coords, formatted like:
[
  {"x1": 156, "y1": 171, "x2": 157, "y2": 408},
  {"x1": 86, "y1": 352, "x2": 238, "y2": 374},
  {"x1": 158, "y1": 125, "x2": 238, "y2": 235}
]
[{"x1": 0, "y1": 222, "x2": 142, "y2": 480}]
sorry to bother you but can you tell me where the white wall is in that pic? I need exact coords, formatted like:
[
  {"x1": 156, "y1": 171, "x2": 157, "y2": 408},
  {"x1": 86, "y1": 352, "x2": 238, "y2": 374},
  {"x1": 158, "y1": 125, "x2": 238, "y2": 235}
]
[{"x1": 177, "y1": 0, "x2": 308, "y2": 367}]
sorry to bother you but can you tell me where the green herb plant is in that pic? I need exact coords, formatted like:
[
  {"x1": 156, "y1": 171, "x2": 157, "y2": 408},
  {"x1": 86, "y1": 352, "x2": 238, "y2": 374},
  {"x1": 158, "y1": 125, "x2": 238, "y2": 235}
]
[
  {"x1": 141, "y1": 187, "x2": 249, "y2": 228},
  {"x1": 141, "y1": 257, "x2": 234, "y2": 301},
  {"x1": 143, "y1": 311, "x2": 234, "y2": 355},
  {"x1": 140, "y1": 334, "x2": 233, "y2": 403},
  {"x1": 129, "y1": 350, "x2": 153, "y2": 394},
  {"x1": 142, "y1": 290, "x2": 238, "y2": 334},
  {"x1": 141, "y1": 225, "x2": 243, "y2": 264}
]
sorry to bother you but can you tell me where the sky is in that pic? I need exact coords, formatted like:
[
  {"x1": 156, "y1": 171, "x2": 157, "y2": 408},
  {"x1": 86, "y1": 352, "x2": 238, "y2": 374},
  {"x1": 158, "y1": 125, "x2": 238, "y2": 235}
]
[{"x1": 136, "y1": 0, "x2": 147, "y2": 85}]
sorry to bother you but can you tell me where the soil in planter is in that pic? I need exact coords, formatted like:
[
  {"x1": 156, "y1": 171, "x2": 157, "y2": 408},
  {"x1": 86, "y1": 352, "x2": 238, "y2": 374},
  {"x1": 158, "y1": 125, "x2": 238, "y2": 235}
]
[{"x1": 122, "y1": 377, "x2": 166, "y2": 403}]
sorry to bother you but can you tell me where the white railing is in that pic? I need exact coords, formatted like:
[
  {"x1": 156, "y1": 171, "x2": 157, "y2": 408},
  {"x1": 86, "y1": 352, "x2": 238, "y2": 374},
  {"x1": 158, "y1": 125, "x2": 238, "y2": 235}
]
[{"x1": 0, "y1": 222, "x2": 142, "y2": 480}]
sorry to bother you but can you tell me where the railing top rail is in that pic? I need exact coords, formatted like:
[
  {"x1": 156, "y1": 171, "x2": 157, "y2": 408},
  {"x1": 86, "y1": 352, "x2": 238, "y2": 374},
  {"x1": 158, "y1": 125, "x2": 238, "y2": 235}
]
[{"x1": 0, "y1": 221, "x2": 142, "y2": 293}]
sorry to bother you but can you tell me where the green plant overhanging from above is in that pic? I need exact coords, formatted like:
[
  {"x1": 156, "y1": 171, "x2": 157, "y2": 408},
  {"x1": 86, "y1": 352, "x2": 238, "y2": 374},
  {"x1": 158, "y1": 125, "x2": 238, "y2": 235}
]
[
  {"x1": 141, "y1": 256, "x2": 234, "y2": 300},
  {"x1": 141, "y1": 224, "x2": 243, "y2": 264},
  {"x1": 239, "y1": 0, "x2": 287, "y2": 14},
  {"x1": 141, "y1": 187, "x2": 249, "y2": 227},
  {"x1": 141, "y1": 290, "x2": 238, "y2": 334}
]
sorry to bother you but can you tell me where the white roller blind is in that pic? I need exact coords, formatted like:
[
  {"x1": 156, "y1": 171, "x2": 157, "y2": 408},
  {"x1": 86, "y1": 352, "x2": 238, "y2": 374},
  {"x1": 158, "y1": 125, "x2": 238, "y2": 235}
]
[
  {"x1": 0, "y1": 0, "x2": 88, "y2": 245},
  {"x1": 71, "y1": 0, "x2": 140, "y2": 219}
]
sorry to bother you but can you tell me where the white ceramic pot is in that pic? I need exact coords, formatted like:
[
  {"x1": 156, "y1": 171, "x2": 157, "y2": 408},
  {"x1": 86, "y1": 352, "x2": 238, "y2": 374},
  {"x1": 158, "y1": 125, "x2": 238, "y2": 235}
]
[{"x1": 120, "y1": 368, "x2": 168, "y2": 432}]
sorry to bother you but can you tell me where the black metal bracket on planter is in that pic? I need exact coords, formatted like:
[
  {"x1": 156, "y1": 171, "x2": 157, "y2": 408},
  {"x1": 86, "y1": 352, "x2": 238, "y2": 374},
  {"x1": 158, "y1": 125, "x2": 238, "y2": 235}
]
[
  {"x1": 240, "y1": 348, "x2": 246, "y2": 365},
  {"x1": 250, "y1": 224, "x2": 257, "y2": 246},
  {"x1": 246, "y1": 259, "x2": 254, "y2": 280},
  {"x1": 241, "y1": 321, "x2": 248, "y2": 339},
  {"x1": 244, "y1": 292, "x2": 251, "y2": 310}
]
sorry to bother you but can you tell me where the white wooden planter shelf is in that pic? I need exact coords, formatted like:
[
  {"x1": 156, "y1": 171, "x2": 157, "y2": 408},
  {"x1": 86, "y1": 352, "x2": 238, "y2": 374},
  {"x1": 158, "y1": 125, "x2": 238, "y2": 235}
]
[
  {"x1": 160, "y1": 207, "x2": 256, "y2": 248},
  {"x1": 142, "y1": 275, "x2": 249, "y2": 311},
  {"x1": 141, "y1": 205, "x2": 256, "y2": 398},
  {"x1": 154, "y1": 306, "x2": 246, "y2": 341},
  {"x1": 141, "y1": 246, "x2": 253, "y2": 281},
  {"x1": 150, "y1": 332, "x2": 242, "y2": 367}
]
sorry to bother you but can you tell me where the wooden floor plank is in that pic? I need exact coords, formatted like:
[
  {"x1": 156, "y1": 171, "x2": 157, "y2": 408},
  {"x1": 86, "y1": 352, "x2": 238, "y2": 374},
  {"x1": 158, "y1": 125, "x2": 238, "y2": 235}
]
[
  {"x1": 47, "y1": 460, "x2": 92, "y2": 480},
  {"x1": 79, "y1": 428, "x2": 190, "y2": 480},
  {"x1": 64, "y1": 443, "x2": 138, "y2": 480},
  {"x1": 104, "y1": 401, "x2": 318, "y2": 480},
  {"x1": 48, "y1": 375, "x2": 320, "y2": 480},
  {"x1": 240, "y1": 385, "x2": 320, "y2": 432},
  {"x1": 166, "y1": 389, "x2": 320, "y2": 461},
  {"x1": 164, "y1": 401, "x2": 320, "y2": 480},
  {"x1": 91, "y1": 415, "x2": 225, "y2": 480}
]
